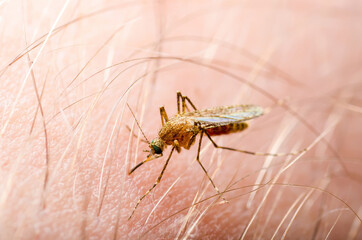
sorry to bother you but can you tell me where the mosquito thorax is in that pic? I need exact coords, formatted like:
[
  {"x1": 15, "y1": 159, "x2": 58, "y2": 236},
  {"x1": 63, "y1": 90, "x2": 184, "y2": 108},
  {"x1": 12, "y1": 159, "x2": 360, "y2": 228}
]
[{"x1": 150, "y1": 138, "x2": 165, "y2": 155}]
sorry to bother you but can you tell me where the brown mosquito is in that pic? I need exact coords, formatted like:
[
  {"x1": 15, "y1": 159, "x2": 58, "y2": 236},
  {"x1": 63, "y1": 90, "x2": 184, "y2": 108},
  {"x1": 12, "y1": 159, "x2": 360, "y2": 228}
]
[{"x1": 127, "y1": 92, "x2": 303, "y2": 219}]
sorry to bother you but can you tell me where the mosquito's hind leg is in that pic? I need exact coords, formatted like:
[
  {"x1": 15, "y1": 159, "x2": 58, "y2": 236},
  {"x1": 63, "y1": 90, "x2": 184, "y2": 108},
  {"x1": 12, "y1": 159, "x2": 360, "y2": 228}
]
[
  {"x1": 195, "y1": 131, "x2": 227, "y2": 202},
  {"x1": 177, "y1": 92, "x2": 182, "y2": 114},
  {"x1": 128, "y1": 146, "x2": 176, "y2": 220},
  {"x1": 204, "y1": 131, "x2": 307, "y2": 157},
  {"x1": 177, "y1": 91, "x2": 198, "y2": 114},
  {"x1": 160, "y1": 106, "x2": 169, "y2": 126}
]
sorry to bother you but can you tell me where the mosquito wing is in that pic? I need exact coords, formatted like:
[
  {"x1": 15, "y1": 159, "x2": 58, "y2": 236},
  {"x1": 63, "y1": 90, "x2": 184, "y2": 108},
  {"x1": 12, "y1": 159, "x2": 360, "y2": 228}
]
[{"x1": 187, "y1": 105, "x2": 264, "y2": 129}]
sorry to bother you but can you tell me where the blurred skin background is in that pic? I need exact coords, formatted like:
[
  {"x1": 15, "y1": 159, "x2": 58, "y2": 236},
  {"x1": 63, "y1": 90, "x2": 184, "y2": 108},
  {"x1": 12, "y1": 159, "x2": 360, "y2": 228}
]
[{"x1": 0, "y1": 0, "x2": 361, "y2": 239}]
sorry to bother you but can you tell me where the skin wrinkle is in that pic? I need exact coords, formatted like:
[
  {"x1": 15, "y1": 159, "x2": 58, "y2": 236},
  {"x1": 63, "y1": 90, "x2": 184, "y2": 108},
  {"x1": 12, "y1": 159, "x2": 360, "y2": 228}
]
[{"x1": 0, "y1": 1, "x2": 361, "y2": 239}]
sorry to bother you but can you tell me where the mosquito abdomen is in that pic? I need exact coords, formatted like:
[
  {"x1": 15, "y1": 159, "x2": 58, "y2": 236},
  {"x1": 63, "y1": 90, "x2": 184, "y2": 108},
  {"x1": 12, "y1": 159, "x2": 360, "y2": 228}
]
[{"x1": 206, "y1": 122, "x2": 248, "y2": 136}]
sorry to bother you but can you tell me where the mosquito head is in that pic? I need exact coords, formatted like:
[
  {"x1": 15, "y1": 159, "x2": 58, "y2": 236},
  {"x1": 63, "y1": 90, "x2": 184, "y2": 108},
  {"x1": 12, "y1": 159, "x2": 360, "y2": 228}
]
[{"x1": 148, "y1": 137, "x2": 165, "y2": 157}]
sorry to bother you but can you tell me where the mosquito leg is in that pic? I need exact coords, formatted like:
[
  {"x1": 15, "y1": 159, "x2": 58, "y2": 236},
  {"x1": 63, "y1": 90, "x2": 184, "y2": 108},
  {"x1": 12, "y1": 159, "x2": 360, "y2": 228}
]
[
  {"x1": 159, "y1": 106, "x2": 169, "y2": 126},
  {"x1": 196, "y1": 131, "x2": 227, "y2": 202},
  {"x1": 181, "y1": 96, "x2": 190, "y2": 113},
  {"x1": 204, "y1": 131, "x2": 307, "y2": 157},
  {"x1": 128, "y1": 146, "x2": 175, "y2": 220},
  {"x1": 183, "y1": 95, "x2": 197, "y2": 111},
  {"x1": 177, "y1": 91, "x2": 198, "y2": 113},
  {"x1": 177, "y1": 91, "x2": 182, "y2": 114}
]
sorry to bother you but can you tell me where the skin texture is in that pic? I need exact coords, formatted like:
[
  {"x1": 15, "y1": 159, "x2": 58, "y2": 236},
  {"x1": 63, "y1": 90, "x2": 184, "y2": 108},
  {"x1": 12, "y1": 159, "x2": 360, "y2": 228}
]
[{"x1": 0, "y1": 0, "x2": 361, "y2": 239}]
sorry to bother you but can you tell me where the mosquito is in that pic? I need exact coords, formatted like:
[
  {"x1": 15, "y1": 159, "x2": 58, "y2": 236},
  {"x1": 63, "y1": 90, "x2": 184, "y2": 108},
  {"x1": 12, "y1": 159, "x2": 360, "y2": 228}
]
[{"x1": 127, "y1": 92, "x2": 303, "y2": 219}]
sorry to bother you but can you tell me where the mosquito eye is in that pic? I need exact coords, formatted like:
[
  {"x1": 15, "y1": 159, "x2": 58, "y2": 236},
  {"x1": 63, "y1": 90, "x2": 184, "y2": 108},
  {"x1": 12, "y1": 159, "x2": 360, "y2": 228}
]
[{"x1": 152, "y1": 145, "x2": 162, "y2": 154}]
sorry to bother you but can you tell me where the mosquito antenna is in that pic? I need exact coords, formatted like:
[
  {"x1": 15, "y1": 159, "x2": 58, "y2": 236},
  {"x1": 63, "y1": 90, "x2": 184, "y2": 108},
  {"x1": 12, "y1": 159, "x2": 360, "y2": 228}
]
[{"x1": 126, "y1": 103, "x2": 150, "y2": 144}]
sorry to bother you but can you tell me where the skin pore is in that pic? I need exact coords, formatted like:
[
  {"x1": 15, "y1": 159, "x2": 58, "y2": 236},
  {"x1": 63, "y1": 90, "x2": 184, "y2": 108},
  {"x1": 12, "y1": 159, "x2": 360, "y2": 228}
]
[{"x1": 0, "y1": 0, "x2": 361, "y2": 239}]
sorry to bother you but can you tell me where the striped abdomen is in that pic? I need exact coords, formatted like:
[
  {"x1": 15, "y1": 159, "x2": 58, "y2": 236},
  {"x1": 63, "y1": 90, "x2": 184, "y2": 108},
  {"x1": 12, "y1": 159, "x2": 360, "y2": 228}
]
[{"x1": 206, "y1": 122, "x2": 248, "y2": 136}]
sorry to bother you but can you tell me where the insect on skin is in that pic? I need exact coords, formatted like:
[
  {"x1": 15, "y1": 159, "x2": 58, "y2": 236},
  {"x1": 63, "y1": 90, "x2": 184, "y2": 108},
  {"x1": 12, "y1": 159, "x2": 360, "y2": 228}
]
[{"x1": 127, "y1": 92, "x2": 300, "y2": 220}]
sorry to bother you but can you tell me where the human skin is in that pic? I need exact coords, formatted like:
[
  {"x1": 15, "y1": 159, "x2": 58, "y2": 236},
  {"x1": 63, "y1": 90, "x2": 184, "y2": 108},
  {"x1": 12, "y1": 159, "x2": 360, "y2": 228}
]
[{"x1": 0, "y1": 0, "x2": 361, "y2": 239}]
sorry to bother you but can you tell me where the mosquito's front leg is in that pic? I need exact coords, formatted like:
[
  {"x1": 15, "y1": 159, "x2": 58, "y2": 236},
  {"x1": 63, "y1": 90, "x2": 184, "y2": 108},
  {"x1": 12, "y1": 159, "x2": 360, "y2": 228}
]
[
  {"x1": 128, "y1": 146, "x2": 175, "y2": 220},
  {"x1": 160, "y1": 106, "x2": 169, "y2": 126}
]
